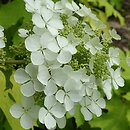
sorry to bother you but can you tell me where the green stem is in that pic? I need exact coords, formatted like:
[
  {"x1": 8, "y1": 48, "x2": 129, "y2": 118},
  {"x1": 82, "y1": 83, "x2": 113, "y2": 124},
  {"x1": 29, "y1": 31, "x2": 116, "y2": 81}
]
[{"x1": 0, "y1": 60, "x2": 25, "y2": 65}]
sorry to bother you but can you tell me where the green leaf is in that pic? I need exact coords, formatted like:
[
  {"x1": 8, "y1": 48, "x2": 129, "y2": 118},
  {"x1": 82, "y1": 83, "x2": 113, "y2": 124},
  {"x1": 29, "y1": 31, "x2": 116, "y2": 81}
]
[
  {"x1": 120, "y1": 50, "x2": 130, "y2": 80},
  {"x1": 123, "y1": 92, "x2": 130, "y2": 101},
  {"x1": 109, "y1": 0, "x2": 122, "y2": 10},
  {"x1": 74, "y1": 104, "x2": 85, "y2": 127},
  {"x1": 89, "y1": 95, "x2": 130, "y2": 130},
  {"x1": 126, "y1": 110, "x2": 130, "y2": 123},
  {"x1": 0, "y1": 71, "x2": 23, "y2": 130},
  {"x1": 0, "y1": 108, "x2": 12, "y2": 130},
  {"x1": 0, "y1": 68, "x2": 13, "y2": 90},
  {"x1": 0, "y1": 0, "x2": 31, "y2": 29}
]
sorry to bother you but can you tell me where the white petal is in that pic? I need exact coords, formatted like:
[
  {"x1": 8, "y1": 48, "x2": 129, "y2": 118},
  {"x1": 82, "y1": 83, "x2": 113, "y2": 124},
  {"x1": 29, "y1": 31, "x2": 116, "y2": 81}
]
[
  {"x1": 18, "y1": 29, "x2": 29, "y2": 38},
  {"x1": 64, "y1": 96, "x2": 74, "y2": 111},
  {"x1": 68, "y1": 90, "x2": 82, "y2": 102},
  {"x1": 25, "y1": 35, "x2": 41, "y2": 51},
  {"x1": 40, "y1": 31, "x2": 54, "y2": 48},
  {"x1": 10, "y1": 104, "x2": 24, "y2": 118},
  {"x1": 41, "y1": 7, "x2": 53, "y2": 22},
  {"x1": 89, "y1": 101, "x2": 102, "y2": 117},
  {"x1": 114, "y1": 68, "x2": 124, "y2": 87},
  {"x1": 47, "y1": 25, "x2": 59, "y2": 36},
  {"x1": 57, "y1": 35, "x2": 68, "y2": 48},
  {"x1": 20, "y1": 114, "x2": 34, "y2": 129},
  {"x1": 66, "y1": 2, "x2": 75, "y2": 11},
  {"x1": 44, "y1": 49, "x2": 58, "y2": 61},
  {"x1": 14, "y1": 68, "x2": 30, "y2": 84},
  {"x1": 109, "y1": 29, "x2": 121, "y2": 40},
  {"x1": 25, "y1": 63, "x2": 38, "y2": 79},
  {"x1": 0, "y1": 31, "x2": 4, "y2": 37},
  {"x1": 64, "y1": 78, "x2": 81, "y2": 91},
  {"x1": 47, "y1": 40, "x2": 60, "y2": 53},
  {"x1": 0, "y1": 39, "x2": 5, "y2": 48},
  {"x1": 28, "y1": 105, "x2": 40, "y2": 118},
  {"x1": 33, "y1": 26, "x2": 45, "y2": 35},
  {"x1": 52, "y1": 68, "x2": 67, "y2": 86},
  {"x1": 45, "y1": 113, "x2": 56, "y2": 129},
  {"x1": 92, "y1": 90, "x2": 100, "y2": 101},
  {"x1": 56, "y1": 116, "x2": 66, "y2": 129},
  {"x1": 34, "y1": 79, "x2": 45, "y2": 92},
  {"x1": 66, "y1": 1, "x2": 79, "y2": 11},
  {"x1": 63, "y1": 44, "x2": 77, "y2": 54},
  {"x1": 81, "y1": 107, "x2": 92, "y2": 121},
  {"x1": 21, "y1": 96, "x2": 35, "y2": 109},
  {"x1": 31, "y1": 51, "x2": 45, "y2": 65},
  {"x1": 0, "y1": 25, "x2": 4, "y2": 32},
  {"x1": 21, "y1": 81, "x2": 35, "y2": 97},
  {"x1": 44, "y1": 80, "x2": 57, "y2": 96},
  {"x1": 48, "y1": 18, "x2": 64, "y2": 29},
  {"x1": 57, "y1": 50, "x2": 72, "y2": 64},
  {"x1": 50, "y1": 102, "x2": 66, "y2": 118},
  {"x1": 116, "y1": 77, "x2": 124, "y2": 87},
  {"x1": 56, "y1": 90, "x2": 65, "y2": 103},
  {"x1": 112, "y1": 80, "x2": 119, "y2": 89},
  {"x1": 37, "y1": 65, "x2": 50, "y2": 85},
  {"x1": 103, "y1": 79, "x2": 112, "y2": 100},
  {"x1": 44, "y1": 95, "x2": 57, "y2": 109},
  {"x1": 39, "y1": 107, "x2": 48, "y2": 124},
  {"x1": 96, "y1": 98, "x2": 106, "y2": 108},
  {"x1": 32, "y1": 13, "x2": 45, "y2": 28}
]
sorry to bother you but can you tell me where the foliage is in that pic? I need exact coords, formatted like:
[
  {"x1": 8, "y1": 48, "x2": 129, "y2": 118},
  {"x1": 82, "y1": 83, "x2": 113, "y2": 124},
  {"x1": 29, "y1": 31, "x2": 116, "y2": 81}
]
[{"x1": 78, "y1": 0, "x2": 125, "y2": 25}]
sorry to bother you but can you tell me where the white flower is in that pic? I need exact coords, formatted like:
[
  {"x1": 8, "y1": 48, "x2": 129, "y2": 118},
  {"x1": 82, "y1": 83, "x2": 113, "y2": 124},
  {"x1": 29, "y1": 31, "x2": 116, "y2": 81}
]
[
  {"x1": 49, "y1": 35, "x2": 77, "y2": 64},
  {"x1": 32, "y1": 6, "x2": 64, "y2": 36},
  {"x1": 25, "y1": 32, "x2": 58, "y2": 65},
  {"x1": 65, "y1": 1, "x2": 79, "y2": 13},
  {"x1": 77, "y1": 4, "x2": 98, "y2": 20},
  {"x1": 109, "y1": 67, "x2": 124, "y2": 89},
  {"x1": 39, "y1": 95, "x2": 66, "y2": 129},
  {"x1": 84, "y1": 37, "x2": 103, "y2": 55},
  {"x1": 10, "y1": 96, "x2": 40, "y2": 129},
  {"x1": 56, "y1": 88, "x2": 82, "y2": 111},
  {"x1": 109, "y1": 29, "x2": 121, "y2": 40},
  {"x1": 24, "y1": 0, "x2": 43, "y2": 13},
  {"x1": 54, "y1": 0, "x2": 71, "y2": 14},
  {"x1": 53, "y1": 65, "x2": 83, "y2": 88},
  {"x1": 18, "y1": 28, "x2": 29, "y2": 38},
  {"x1": 0, "y1": 25, "x2": 5, "y2": 48},
  {"x1": 67, "y1": 16, "x2": 78, "y2": 26},
  {"x1": 55, "y1": 66, "x2": 83, "y2": 111},
  {"x1": 80, "y1": 96, "x2": 93, "y2": 121},
  {"x1": 80, "y1": 90, "x2": 106, "y2": 120},
  {"x1": 67, "y1": 33, "x2": 80, "y2": 46},
  {"x1": 56, "y1": 35, "x2": 77, "y2": 63},
  {"x1": 82, "y1": 75, "x2": 97, "y2": 96},
  {"x1": 37, "y1": 64, "x2": 51, "y2": 86},
  {"x1": 14, "y1": 63, "x2": 44, "y2": 97},
  {"x1": 108, "y1": 47, "x2": 120, "y2": 66},
  {"x1": 84, "y1": 24, "x2": 95, "y2": 36}
]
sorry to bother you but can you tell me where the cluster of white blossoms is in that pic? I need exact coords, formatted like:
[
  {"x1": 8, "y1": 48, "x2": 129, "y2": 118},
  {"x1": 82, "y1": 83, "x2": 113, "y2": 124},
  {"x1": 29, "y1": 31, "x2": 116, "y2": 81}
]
[
  {"x1": 10, "y1": 0, "x2": 124, "y2": 129},
  {"x1": 0, "y1": 25, "x2": 5, "y2": 48}
]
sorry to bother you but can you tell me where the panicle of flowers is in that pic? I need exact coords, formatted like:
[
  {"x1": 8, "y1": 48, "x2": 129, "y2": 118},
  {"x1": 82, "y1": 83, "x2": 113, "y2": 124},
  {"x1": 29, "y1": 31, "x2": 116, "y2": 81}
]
[{"x1": 10, "y1": 0, "x2": 124, "y2": 129}]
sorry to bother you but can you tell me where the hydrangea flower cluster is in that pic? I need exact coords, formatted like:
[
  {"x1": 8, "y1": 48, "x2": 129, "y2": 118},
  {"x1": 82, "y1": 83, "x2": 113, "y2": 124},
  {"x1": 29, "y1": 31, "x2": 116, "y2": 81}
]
[
  {"x1": 10, "y1": 0, "x2": 124, "y2": 129},
  {"x1": 0, "y1": 25, "x2": 5, "y2": 48}
]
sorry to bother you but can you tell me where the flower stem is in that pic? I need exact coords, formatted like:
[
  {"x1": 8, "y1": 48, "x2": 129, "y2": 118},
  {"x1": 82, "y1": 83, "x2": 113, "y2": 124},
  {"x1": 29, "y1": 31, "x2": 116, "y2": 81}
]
[{"x1": 0, "y1": 60, "x2": 25, "y2": 65}]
